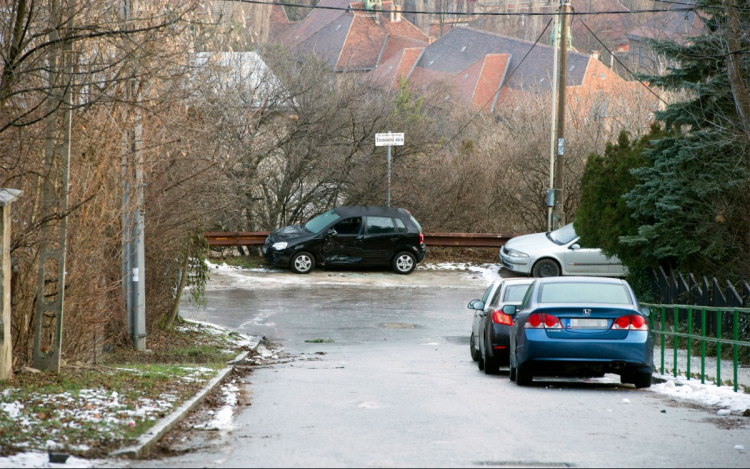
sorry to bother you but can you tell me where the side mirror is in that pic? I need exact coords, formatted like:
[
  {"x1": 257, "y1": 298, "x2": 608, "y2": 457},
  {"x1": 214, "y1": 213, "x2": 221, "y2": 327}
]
[
  {"x1": 326, "y1": 228, "x2": 337, "y2": 237},
  {"x1": 468, "y1": 300, "x2": 485, "y2": 310},
  {"x1": 502, "y1": 304, "x2": 518, "y2": 316},
  {"x1": 570, "y1": 244, "x2": 581, "y2": 251},
  {"x1": 641, "y1": 307, "x2": 651, "y2": 317}
]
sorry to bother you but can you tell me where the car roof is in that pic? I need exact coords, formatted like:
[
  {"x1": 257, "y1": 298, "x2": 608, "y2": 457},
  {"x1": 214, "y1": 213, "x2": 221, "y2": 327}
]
[
  {"x1": 503, "y1": 278, "x2": 535, "y2": 285},
  {"x1": 334, "y1": 206, "x2": 408, "y2": 218},
  {"x1": 535, "y1": 276, "x2": 626, "y2": 286}
]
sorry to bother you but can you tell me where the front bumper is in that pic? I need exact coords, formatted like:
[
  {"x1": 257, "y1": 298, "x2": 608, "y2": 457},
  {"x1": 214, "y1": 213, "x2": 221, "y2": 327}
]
[
  {"x1": 262, "y1": 244, "x2": 293, "y2": 267},
  {"x1": 499, "y1": 250, "x2": 531, "y2": 274},
  {"x1": 518, "y1": 329, "x2": 653, "y2": 374}
]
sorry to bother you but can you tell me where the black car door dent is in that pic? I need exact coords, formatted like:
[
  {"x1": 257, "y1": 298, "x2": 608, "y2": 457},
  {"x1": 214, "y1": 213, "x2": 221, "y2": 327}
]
[{"x1": 322, "y1": 217, "x2": 364, "y2": 264}]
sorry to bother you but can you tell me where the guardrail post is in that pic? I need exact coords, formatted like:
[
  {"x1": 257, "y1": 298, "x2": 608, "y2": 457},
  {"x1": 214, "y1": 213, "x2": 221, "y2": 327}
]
[
  {"x1": 661, "y1": 306, "x2": 666, "y2": 375},
  {"x1": 716, "y1": 312, "x2": 722, "y2": 387},
  {"x1": 687, "y1": 308, "x2": 693, "y2": 381},
  {"x1": 673, "y1": 306, "x2": 678, "y2": 378},
  {"x1": 701, "y1": 309, "x2": 706, "y2": 384},
  {"x1": 733, "y1": 310, "x2": 739, "y2": 392}
]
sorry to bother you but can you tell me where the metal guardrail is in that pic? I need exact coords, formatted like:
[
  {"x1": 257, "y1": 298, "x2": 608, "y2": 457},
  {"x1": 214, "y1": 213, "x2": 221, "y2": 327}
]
[
  {"x1": 204, "y1": 232, "x2": 517, "y2": 248},
  {"x1": 643, "y1": 303, "x2": 750, "y2": 392}
]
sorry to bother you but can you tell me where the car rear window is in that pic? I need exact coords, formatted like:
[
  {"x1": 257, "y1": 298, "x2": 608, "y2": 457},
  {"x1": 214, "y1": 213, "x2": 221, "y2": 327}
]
[
  {"x1": 503, "y1": 284, "x2": 532, "y2": 303},
  {"x1": 538, "y1": 282, "x2": 632, "y2": 305},
  {"x1": 408, "y1": 215, "x2": 423, "y2": 233},
  {"x1": 366, "y1": 216, "x2": 396, "y2": 234}
]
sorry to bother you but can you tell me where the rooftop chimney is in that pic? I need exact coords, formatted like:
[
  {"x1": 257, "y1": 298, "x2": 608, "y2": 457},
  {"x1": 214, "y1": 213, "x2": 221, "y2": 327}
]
[{"x1": 592, "y1": 50, "x2": 600, "y2": 61}]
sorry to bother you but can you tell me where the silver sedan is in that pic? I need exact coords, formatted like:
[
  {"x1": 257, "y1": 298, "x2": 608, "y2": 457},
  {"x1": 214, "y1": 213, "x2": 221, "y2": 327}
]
[{"x1": 499, "y1": 224, "x2": 625, "y2": 277}]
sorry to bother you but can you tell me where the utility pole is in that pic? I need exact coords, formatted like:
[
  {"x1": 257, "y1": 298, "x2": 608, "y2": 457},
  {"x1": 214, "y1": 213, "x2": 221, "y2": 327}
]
[
  {"x1": 552, "y1": 0, "x2": 570, "y2": 230},
  {"x1": 121, "y1": 0, "x2": 146, "y2": 351},
  {"x1": 547, "y1": 9, "x2": 560, "y2": 232}
]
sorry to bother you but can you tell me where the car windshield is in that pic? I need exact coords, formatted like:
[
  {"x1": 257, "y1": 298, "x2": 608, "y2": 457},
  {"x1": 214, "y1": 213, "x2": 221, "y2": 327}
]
[
  {"x1": 538, "y1": 282, "x2": 632, "y2": 305},
  {"x1": 503, "y1": 284, "x2": 532, "y2": 303},
  {"x1": 548, "y1": 223, "x2": 578, "y2": 245},
  {"x1": 304, "y1": 210, "x2": 341, "y2": 234}
]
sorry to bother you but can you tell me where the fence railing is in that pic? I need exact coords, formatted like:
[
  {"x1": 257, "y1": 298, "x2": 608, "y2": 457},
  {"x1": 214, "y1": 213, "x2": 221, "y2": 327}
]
[{"x1": 643, "y1": 302, "x2": 750, "y2": 392}]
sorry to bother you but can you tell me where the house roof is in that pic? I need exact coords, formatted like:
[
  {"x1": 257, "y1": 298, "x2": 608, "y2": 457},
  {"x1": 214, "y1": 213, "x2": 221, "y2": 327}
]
[
  {"x1": 368, "y1": 47, "x2": 425, "y2": 90},
  {"x1": 409, "y1": 27, "x2": 591, "y2": 94},
  {"x1": 276, "y1": 0, "x2": 429, "y2": 71},
  {"x1": 269, "y1": 3, "x2": 294, "y2": 41}
]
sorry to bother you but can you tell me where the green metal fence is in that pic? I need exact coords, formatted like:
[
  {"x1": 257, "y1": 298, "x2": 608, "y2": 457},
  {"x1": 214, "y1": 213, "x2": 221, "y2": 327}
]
[{"x1": 642, "y1": 303, "x2": 750, "y2": 392}]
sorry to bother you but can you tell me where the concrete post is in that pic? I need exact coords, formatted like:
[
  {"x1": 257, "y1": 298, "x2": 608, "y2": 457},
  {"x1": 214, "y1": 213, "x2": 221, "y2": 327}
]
[{"x1": 0, "y1": 189, "x2": 22, "y2": 380}]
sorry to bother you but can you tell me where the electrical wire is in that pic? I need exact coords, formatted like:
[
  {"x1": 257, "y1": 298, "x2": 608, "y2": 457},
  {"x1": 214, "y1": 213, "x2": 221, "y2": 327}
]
[
  {"x1": 577, "y1": 16, "x2": 668, "y2": 105},
  {"x1": 434, "y1": 17, "x2": 554, "y2": 153},
  {"x1": 229, "y1": 0, "x2": 698, "y2": 17}
]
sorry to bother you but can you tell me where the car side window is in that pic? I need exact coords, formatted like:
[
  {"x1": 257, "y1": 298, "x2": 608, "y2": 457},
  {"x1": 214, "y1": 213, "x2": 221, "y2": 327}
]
[
  {"x1": 333, "y1": 217, "x2": 362, "y2": 235},
  {"x1": 366, "y1": 216, "x2": 396, "y2": 235},
  {"x1": 481, "y1": 285, "x2": 494, "y2": 303},
  {"x1": 489, "y1": 284, "x2": 504, "y2": 305},
  {"x1": 520, "y1": 283, "x2": 535, "y2": 309},
  {"x1": 394, "y1": 218, "x2": 408, "y2": 233}
]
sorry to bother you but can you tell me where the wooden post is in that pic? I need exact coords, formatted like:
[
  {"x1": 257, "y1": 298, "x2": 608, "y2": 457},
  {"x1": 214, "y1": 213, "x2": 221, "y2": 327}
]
[{"x1": 0, "y1": 189, "x2": 22, "y2": 380}]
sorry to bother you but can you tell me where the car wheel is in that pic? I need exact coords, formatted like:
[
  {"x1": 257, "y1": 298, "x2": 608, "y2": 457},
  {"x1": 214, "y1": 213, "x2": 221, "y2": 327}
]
[
  {"x1": 470, "y1": 333, "x2": 479, "y2": 362},
  {"x1": 532, "y1": 259, "x2": 560, "y2": 278},
  {"x1": 632, "y1": 371, "x2": 652, "y2": 389},
  {"x1": 392, "y1": 251, "x2": 416, "y2": 274},
  {"x1": 516, "y1": 364, "x2": 533, "y2": 386},
  {"x1": 290, "y1": 252, "x2": 315, "y2": 274}
]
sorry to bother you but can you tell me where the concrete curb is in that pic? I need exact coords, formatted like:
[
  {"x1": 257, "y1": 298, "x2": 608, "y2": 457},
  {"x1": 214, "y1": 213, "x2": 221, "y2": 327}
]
[{"x1": 111, "y1": 342, "x2": 259, "y2": 459}]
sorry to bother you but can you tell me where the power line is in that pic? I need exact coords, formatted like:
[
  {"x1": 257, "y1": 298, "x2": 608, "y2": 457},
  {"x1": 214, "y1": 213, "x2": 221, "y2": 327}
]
[
  {"x1": 229, "y1": 0, "x2": 697, "y2": 17},
  {"x1": 577, "y1": 16, "x2": 668, "y2": 105},
  {"x1": 435, "y1": 17, "x2": 554, "y2": 154}
]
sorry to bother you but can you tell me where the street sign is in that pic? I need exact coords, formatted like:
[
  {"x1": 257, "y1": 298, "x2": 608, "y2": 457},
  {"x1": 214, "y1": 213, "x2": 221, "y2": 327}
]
[{"x1": 375, "y1": 133, "x2": 404, "y2": 146}]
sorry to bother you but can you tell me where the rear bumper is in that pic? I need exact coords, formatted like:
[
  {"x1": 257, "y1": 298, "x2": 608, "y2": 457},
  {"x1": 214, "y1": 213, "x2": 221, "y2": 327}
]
[
  {"x1": 488, "y1": 324, "x2": 512, "y2": 364},
  {"x1": 518, "y1": 330, "x2": 653, "y2": 373}
]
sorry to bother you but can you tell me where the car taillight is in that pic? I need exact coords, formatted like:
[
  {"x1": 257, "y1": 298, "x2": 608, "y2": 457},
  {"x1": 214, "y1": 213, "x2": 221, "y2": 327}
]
[
  {"x1": 525, "y1": 313, "x2": 562, "y2": 329},
  {"x1": 611, "y1": 315, "x2": 649, "y2": 331},
  {"x1": 491, "y1": 310, "x2": 513, "y2": 325},
  {"x1": 419, "y1": 233, "x2": 424, "y2": 244}
]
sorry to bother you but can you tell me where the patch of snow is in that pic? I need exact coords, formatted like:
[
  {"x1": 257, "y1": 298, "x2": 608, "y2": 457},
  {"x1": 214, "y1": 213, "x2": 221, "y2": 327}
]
[
  {"x1": 0, "y1": 452, "x2": 115, "y2": 468},
  {"x1": 193, "y1": 382, "x2": 239, "y2": 431},
  {"x1": 1, "y1": 402, "x2": 23, "y2": 419},
  {"x1": 651, "y1": 374, "x2": 750, "y2": 414}
]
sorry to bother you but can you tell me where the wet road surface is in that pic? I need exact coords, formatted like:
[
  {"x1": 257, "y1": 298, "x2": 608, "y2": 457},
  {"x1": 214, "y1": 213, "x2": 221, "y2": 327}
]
[{"x1": 139, "y1": 268, "x2": 750, "y2": 468}]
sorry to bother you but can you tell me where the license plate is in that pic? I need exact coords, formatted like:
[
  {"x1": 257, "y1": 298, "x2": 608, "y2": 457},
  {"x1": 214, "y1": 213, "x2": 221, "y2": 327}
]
[{"x1": 569, "y1": 319, "x2": 609, "y2": 329}]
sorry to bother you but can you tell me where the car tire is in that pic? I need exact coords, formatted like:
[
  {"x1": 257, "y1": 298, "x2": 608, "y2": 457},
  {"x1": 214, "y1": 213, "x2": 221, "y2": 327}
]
[
  {"x1": 290, "y1": 252, "x2": 315, "y2": 274},
  {"x1": 532, "y1": 259, "x2": 560, "y2": 278},
  {"x1": 632, "y1": 371, "x2": 652, "y2": 389},
  {"x1": 470, "y1": 333, "x2": 479, "y2": 361},
  {"x1": 516, "y1": 364, "x2": 533, "y2": 386},
  {"x1": 392, "y1": 251, "x2": 416, "y2": 274},
  {"x1": 483, "y1": 327, "x2": 499, "y2": 375}
]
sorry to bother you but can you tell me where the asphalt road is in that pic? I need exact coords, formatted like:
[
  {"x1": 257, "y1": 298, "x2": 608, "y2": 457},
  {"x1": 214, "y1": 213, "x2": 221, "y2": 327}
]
[{"x1": 143, "y1": 267, "x2": 750, "y2": 468}]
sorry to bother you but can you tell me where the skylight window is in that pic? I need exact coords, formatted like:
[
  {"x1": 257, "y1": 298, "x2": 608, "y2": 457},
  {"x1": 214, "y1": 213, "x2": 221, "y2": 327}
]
[
  {"x1": 569, "y1": 65, "x2": 575, "y2": 71},
  {"x1": 388, "y1": 65, "x2": 394, "y2": 71},
  {"x1": 539, "y1": 78, "x2": 545, "y2": 84},
  {"x1": 600, "y1": 73, "x2": 606, "y2": 80},
  {"x1": 428, "y1": 60, "x2": 435, "y2": 66},
  {"x1": 463, "y1": 74, "x2": 469, "y2": 80},
  {"x1": 461, "y1": 46, "x2": 467, "y2": 52},
  {"x1": 336, "y1": 24, "x2": 342, "y2": 30}
]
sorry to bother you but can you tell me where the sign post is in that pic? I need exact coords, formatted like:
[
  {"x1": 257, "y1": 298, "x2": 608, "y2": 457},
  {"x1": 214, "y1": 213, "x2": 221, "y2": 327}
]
[
  {"x1": 375, "y1": 132, "x2": 404, "y2": 207},
  {"x1": 0, "y1": 189, "x2": 21, "y2": 380}
]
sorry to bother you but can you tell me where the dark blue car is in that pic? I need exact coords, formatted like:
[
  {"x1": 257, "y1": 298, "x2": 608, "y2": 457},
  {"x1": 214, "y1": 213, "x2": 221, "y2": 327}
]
[{"x1": 505, "y1": 277, "x2": 653, "y2": 388}]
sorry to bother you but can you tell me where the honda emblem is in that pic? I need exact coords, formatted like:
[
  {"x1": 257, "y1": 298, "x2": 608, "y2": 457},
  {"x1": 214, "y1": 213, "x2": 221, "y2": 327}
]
[{"x1": 583, "y1": 309, "x2": 592, "y2": 316}]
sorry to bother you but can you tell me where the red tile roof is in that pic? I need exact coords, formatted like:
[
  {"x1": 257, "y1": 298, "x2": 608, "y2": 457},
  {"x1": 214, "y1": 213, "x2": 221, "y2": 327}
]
[
  {"x1": 368, "y1": 47, "x2": 425, "y2": 89},
  {"x1": 275, "y1": 0, "x2": 429, "y2": 71}
]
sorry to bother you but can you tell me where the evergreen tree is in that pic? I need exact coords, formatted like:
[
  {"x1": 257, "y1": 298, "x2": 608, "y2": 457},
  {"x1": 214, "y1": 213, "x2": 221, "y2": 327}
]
[{"x1": 619, "y1": 0, "x2": 750, "y2": 278}]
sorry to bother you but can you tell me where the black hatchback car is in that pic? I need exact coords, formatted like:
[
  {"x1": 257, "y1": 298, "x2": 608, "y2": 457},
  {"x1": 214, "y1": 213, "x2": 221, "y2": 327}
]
[{"x1": 262, "y1": 206, "x2": 427, "y2": 274}]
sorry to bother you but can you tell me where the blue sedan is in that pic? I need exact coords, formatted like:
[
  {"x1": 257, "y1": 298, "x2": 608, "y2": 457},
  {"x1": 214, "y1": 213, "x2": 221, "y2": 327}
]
[{"x1": 505, "y1": 277, "x2": 653, "y2": 388}]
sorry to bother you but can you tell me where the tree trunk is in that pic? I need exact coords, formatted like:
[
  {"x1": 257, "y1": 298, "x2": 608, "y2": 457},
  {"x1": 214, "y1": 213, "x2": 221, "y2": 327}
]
[
  {"x1": 721, "y1": 0, "x2": 750, "y2": 137},
  {"x1": 164, "y1": 246, "x2": 189, "y2": 330}
]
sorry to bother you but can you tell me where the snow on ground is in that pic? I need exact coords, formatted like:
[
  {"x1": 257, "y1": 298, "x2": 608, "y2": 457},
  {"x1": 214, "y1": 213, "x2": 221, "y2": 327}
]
[
  {"x1": 651, "y1": 374, "x2": 750, "y2": 414},
  {"x1": 176, "y1": 318, "x2": 256, "y2": 349},
  {"x1": 0, "y1": 452, "x2": 118, "y2": 468},
  {"x1": 192, "y1": 381, "x2": 240, "y2": 432},
  {"x1": 419, "y1": 262, "x2": 504, "y2": 284},
  {"x1": 653, "y1": 346, "x2": 750, "y2": 390}
]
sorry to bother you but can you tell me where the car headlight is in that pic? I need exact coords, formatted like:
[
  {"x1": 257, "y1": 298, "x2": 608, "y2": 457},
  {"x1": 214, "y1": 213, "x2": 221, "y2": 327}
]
[
  {"x1": 272, "y1": 242, "x2": 288, "y2": 250},
  {"x1": 505, "y1": 248, "x2": 529, "y2": 258}
]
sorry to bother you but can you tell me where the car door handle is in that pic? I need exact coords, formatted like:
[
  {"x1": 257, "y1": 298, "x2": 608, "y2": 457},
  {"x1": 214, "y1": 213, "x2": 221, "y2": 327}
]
[
  {"x1": 390, "y1": 237, "x2": 399, "y2": 241},
  {"x1": 356, "y1": 236, "x2": 363, "y2": 240}
]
